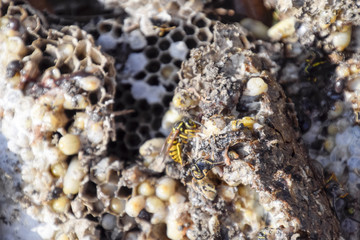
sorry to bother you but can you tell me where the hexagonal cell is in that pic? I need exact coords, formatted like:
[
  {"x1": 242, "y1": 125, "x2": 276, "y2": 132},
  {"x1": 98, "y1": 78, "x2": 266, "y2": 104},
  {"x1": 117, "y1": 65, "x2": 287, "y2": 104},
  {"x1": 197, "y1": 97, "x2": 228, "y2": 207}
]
[
  {"x1": 122, "y1": 92, "x2": 136, "y2": 105},
  {"x1": 164, "y1": 83, "x2": 176, "y2": 92},
  {"x1": 170, "y1": 29, "x2": 185, "y2": 42},
  {"x1": 98, "y1": 183, "x2": 117, "y2": 198},
  {"x1": 162, "y1": 94, "x2": 173, "y2": 107},
  {"x1": 160, "y1": 53, "x2": 172, "y2": 64},
  {"x1": 191, "y1": 14, "x2": 211, "y2": 28},
  {"x1": 160, "y1": 65, "x2": 175, "y2": 79},
  {"x1": 146, "y1": 75, "x2": 160, "y2": 86},
  {"x1": 145, "y1": 47, "x2": 160, "y2": 59},
  {"x1": 125, "y1": 121, "x2": 139, "y2": 132},
  {"x1": 151, "y1": 103, "x2": 164, "y2": 116},
  {"x1": 158, "y1": 39, "x2": 170, "y2": 50},
  {"x1": 107, "y1": 169, "x2": 120, "y2": 184},
  {"x1": 135, "y1": 99, "x2": 150, "y2": 112},
  {"x1": 145, "y1": 60, "x2": 161, "y2": 73},
  {"x1": 194, "y1": 18, "x2": 207, "y2": 27},
  {"x1": 134, "y1": 71, "x2": 146, "y2": 80},
  {"x1": 173, "y1": 59, "x2": 182, "y2": 68},
  {"x1": 112, "y1": 26, "x2": 123, "y2": 38},
  {"x1": 184, "y1": 25, "x2": 195, "y2": 35},
  {"x1": 185, "y1": 37, "x2": 198, "y2": 49},
  {"x1": 146, "y1": 36, "x2": 158, "y2": 45},
  {"x1": 89, "y1": 200, "x2": 105, "y2": 216},
  {"x1": 101, "y1": 213, "x2": 117, "y2": 230},
  {"x1": 98, "y1": 22, "x2": 113, "y2": 33},
  {"x1": 138, "y1": 125, "x2": 150, "y2": 138},
  {"x1": 172, "y1": 74, "x2": 180, "y2": 84},
  {"x1": 80, "y1": 181, "x2": 98, "y2": 202},
  {"x1": 140, "y1": 111, "x2": 152, "y2": 122},
  {"x1": 197, "y1": 29, "x2": 211, "y2": 42},
  {"x1": 151, "y1": 117, "x2": 162, "y2": 131},
  {"x1": 38, "y1": 57, "x2": 55, "y2": 72},
  {"x1": 117, "y1": 186, "x2": 132, "y2": 198},
  {"x1": 136, "y1": 99, "x2": 150, "y2": 112},
  {"x1": 125, "y1": 133, "x2": 142, "y2": 149}
]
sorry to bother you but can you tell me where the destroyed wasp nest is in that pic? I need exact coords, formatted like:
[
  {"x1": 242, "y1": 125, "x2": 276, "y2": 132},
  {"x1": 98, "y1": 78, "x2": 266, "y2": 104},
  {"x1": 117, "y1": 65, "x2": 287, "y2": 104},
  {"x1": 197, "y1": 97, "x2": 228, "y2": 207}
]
[
  {"x1": 2, "y1": 0, "x2": 359, "y2": 239},
  {"x1": 259, "y1": 1, "x2": 360, "y2": 238},
  {"x1": 159, "y1": 22, "x2": 341, "y2": 239},
  {"x1": 0, "y1": 1, "x2": 119, "y2": 239}
]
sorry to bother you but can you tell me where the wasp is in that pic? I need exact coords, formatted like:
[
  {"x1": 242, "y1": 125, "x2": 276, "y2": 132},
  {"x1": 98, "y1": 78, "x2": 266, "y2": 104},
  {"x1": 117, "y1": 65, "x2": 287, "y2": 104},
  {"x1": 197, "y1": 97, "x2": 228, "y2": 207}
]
[
  {"x1": 160, "y1": 118, "x2": 199, "y2": 165},
  {"x1": 325, "y1": 172, "x2": 360, "y2": 224},
  {"x1": 230, "y1": 116, "x2": 255, "y2": 131},
  {"x1": 191, "y1": 158, "x2": 224, "y2": 180},
  {"x1": 192, "y1": 177, "x2": 217, "y2": 201},
  {"x1": 302, "y1": 50, "x2": 329, "y2": 82}
]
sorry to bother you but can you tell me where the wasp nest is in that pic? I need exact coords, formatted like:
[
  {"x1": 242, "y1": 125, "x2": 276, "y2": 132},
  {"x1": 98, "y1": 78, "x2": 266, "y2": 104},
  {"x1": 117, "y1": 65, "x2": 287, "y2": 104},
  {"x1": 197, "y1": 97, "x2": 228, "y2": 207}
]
[
  {"x1": 79, "y1": 3, "x2": 214, "y2": 160},
  {"x1": 0, "y1": 1, "x2": 118, "y2": 239},
  {"x1": 162, "y1": 22, "x2": 341, "y2": 239}
]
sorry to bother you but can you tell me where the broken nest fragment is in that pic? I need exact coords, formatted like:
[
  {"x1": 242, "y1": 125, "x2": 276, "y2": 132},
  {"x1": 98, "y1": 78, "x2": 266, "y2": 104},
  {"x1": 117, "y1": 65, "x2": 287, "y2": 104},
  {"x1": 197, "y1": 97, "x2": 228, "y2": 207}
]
[
  {"x1": 167, "y1": 22, "x2": 341, "y2": 239},
  {"x1": 0, "y1": 1, "x2": 118, "y2": 238}
]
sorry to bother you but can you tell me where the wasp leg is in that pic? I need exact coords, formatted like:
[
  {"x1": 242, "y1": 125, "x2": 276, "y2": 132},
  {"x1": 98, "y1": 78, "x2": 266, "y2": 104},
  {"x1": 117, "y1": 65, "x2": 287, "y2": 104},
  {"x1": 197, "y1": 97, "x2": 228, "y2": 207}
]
[
  {"x1": 223, "y1": 147, "x2": 240, "y2": 165},
  {"x1": 178, "y1": 133, "x2": 188, "y2": 139},
  {"x1": 223, "y1": 146, "x2": 231, "y2": 165}
]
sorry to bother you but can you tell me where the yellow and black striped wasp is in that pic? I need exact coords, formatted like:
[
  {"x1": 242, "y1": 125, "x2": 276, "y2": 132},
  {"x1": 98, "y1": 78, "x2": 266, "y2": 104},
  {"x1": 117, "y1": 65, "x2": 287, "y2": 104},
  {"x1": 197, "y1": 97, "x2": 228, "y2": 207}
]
[
  {"x1": 191, "y1": 158, "x2": 224, "y2": 180},
  {"x1": 160, "y1": 118, "x2": 199, "y2": 165}
]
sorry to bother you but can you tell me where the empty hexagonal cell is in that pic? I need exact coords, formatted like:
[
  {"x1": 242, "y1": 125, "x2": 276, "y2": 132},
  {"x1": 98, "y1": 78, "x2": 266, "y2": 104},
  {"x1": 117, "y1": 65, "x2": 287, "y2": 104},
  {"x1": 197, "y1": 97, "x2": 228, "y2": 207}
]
[
  {"x1": 151, "y1": 103, "x2": 164, "y2": 115},
  {"x1": 38, "y1": 57, "x2": 55, "y2": 72},
  {"x1": 80, "y1": 181, "x2": 98, "y2": 202},
  {"x1": 146, "y1": 36, "x2": 158, "y2": 45},
  {"x1": 145, "y1": 47, "x2": 160, "y2": 59},
  {"x1": 117, "y1": 186, "x2": 132, "y2": 198},
  {"x1": 160, "y1": 65, "x2": 175, "y2": 79},
  {"x1": 170, "y1": 30, "x2": 185, "y2": 42},
  {"x1": 146, "y1": 75, "x2": 160, "y2": 86},
  {"x1": 151, "y1": 117, "x2": 162, "y2": 131},
  {"x1": 107, "y1": 169, "x2": 120, "y2": 184},
  {"x1": 126, "y1": 121, "x2": 139, "y2": 132},
  {"x1": 185, "y1": 37, "x2": 198, "y2": 49},
  {"x1": 145, "y1": 60, "x2": 161, "y2": 73},
  {"x1": 164, "y1": 83, "x2": 176, "y2": 92},
  {"x1": 98, "y1": 22, "x2": 113, "y2": 33},
  {"x1": 162, "y1": 94, "x2": 173, "y2": 107},
  {"x1": 158, "y1": 39, "x2": 170, "y2": 50},
  {"x1": 134, "y1": 71, "x2": 146, "y2": 80},
  {"x1": 125, "y1": 133, "x2": 142, "y2": 148},
  {"x1": 173, "y1": 59, "x2": 182, "y2": 68},
  {"x1": 138, "y1": 125, "x2": 150, "y2": 138},
  {"x1": 121, "y1": 93, "x2": 135, "y2": 106},
  {"x1": 160, "y1": 53, "x2": 172, "y2": 64},
  {"x1": 184, "y1": 25, "x2": 195, "y2": 35},
  {"x1": 191, "y1": 15, "x2": 210, "y2": 28},
  {"x1": 172, "y1": 74, "x2": 180, "y2": 84},
  {"x1": 197, "y1": 29, "x2": 210, "y2": 42},
  {"x1": 135, "y1": 99, "x2": 150, "y2": 111},
  {"x1": 140, "y1": 111, "x2": 152, "y2": 122},
  {"x1": 112, "y1": 26, "x2": 123, "y2": 38}
]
